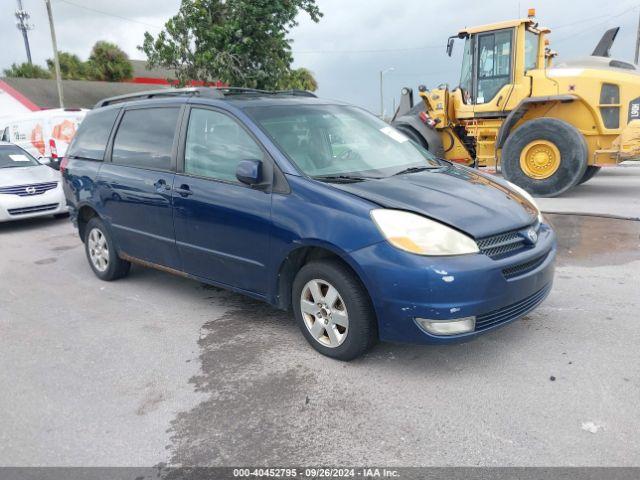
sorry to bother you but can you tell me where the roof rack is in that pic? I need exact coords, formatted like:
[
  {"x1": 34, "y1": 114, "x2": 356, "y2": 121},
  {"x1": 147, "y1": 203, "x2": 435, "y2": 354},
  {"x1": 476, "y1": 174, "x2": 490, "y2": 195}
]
[
  {"x1": 94, "y1": 86, "x2": 317, "y2": 108},
  {"x1": 94, "y1": 87, "x2": 223, "y2": 108},
  {"x1": 216, "y1": 87, "x2": 317, "y2": 98}
]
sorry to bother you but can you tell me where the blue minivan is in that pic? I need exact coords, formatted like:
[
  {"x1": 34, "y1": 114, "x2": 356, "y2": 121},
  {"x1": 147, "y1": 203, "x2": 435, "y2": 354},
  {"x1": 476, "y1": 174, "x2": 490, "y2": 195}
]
[{"x1": 62, "y1": 87, "x2": 555, "y2": 360}]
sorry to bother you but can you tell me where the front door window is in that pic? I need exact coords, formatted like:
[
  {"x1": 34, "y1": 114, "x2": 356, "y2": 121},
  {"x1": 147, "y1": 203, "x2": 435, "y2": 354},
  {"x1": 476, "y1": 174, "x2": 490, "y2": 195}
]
[
  {"x1": 475, "y1": 29, "x2": 513, "y2": 104},
  {"x1": 459, "y1": 37, "x2": 474, "y2": 104}
]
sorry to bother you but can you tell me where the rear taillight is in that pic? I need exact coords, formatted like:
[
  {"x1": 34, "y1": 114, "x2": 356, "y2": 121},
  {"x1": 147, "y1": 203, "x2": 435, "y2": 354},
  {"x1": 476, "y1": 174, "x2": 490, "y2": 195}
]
[
  {"x1": 59, "y1": 156, "x2": 69, "y2": 174},
  {"x1": 49, "y1": 138, "x2": 58, "y2": 159}
]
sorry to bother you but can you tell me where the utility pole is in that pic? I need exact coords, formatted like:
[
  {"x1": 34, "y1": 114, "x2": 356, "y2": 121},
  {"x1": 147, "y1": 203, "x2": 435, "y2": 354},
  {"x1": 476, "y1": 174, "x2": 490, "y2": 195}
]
[
  {"x1": 635, "y1": 7, "x2": 640, "y2": 65},
  {"x1": 15, "y1": 0, "x2": 33, "y2": 64},
  {"x1": 379, "y1": 67, "x2": 394, "y2": 119},
  {"x1": 45, "y1": 0, "x2": 64, "y2": 108}
]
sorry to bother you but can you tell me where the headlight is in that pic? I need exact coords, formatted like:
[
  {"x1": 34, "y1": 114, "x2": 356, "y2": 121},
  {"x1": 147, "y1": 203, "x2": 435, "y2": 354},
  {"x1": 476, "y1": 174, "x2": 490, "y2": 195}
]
[
  {"x1": 505, "y1": 181, "x2": 544, "y2": 224},
  {"x1": 370, "y1": 209, "x2": 479, "y2": 256}
]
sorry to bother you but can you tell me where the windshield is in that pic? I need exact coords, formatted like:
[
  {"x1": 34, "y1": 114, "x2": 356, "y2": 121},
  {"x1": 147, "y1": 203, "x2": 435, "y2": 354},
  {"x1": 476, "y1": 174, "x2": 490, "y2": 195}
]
[
  {"x1": 0, "y1": 145, "x2": 40, "y2": 169},
  {"x1": 246, "y1": 104, "x2": 443, "y2": 179}
]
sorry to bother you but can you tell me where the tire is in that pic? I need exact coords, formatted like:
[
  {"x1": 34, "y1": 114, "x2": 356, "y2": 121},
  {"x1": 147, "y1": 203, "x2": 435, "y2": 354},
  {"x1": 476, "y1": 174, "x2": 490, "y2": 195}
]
[
  {"x1": 292, "y1": 260, "x2": 377, "y2": 361},
  {"x1": 395, "y1": 125, "x2": 428, "y2": 149},
  {"x1": 84, "y1": 217, "x2": 131, "y2": 281},
  {"x1": 577, "y1": 165, "x2": 601, "y2": 185},
  {"x1": 501, "y1": 118, "x2": 588, "y2": 197}
]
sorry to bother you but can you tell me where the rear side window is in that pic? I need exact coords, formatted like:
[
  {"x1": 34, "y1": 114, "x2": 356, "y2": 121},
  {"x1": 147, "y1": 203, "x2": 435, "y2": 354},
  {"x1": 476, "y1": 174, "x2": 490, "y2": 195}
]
[
  {"x1": 112, "y1": 107, "x2": 180, "y2": 170},
  {"x1": 67, "y1": 108, "x2": 119, "y2": 160}
]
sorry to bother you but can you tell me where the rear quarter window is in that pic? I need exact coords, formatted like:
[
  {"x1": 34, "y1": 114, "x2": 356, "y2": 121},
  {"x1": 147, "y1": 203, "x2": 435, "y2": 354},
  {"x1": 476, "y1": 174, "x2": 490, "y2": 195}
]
[{"x1": 67, "y1": 108, "x2": 119, "y2": 160}]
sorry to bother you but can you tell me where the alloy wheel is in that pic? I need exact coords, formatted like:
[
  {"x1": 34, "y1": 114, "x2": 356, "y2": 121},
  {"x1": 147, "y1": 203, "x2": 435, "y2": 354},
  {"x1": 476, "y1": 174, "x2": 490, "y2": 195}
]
[
  {"x1": 300, "y1": 279, "x2": 349, "y2": 348},
  {"x1": 87, "y1": 227, "x2": 110, "y2": 272}
]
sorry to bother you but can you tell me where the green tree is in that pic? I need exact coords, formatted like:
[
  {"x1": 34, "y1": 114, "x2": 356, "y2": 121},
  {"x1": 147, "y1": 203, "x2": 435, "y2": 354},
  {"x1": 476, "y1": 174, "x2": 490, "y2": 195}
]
[
  {"x1": 3, "y1": 62, "x2": 51, "y2": 79},
  {"x1": 140, "y1": 0, "x2": 322, "y2": 89},
  {"x1": 46, "y1": 52, "x2": 87, "y2": 80},
  {"x1": 86, "y1": 41, "x2": 133, "y2": 82},
  {"x1": 278, "y1": 67, "x2": 318, "y2": 91}
]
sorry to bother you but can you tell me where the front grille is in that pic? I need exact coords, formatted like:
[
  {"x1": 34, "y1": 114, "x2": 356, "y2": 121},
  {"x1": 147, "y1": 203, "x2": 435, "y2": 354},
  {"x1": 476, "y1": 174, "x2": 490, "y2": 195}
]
[
  {"x1": 502, "y1": 253, "x2": 549, "y2": 279},
  {"x1": 0, "y1": 181, "x2": 58, "y2": 197},
  {"x1": 477, "y1": 223, "x2": 539, "y2": 259},
  {"x1": 8, "y1": 203, "x2": 59, "y2": 216},
  {"x1": 477, "y1": 230, "x2": 525, "y2": 258},
  {"x1": 475, "y1": 283, "x2": 552, "y2": 331}
]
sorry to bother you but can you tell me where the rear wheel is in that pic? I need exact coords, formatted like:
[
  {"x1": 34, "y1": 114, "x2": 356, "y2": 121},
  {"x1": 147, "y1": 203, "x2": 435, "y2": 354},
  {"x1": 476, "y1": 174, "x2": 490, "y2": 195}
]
[
  {"x1": 501, "y1": 118, "x2": 588, "y2": 197},
  {"x1": 292, "y1": 260, "x2": 377, "y2": 361},
  {"x1": 578, "y1": 166, "x2": 602, "y2": 185},
  {"x1": 84, "y1": 217, "x2": 131, "y2": 281}
]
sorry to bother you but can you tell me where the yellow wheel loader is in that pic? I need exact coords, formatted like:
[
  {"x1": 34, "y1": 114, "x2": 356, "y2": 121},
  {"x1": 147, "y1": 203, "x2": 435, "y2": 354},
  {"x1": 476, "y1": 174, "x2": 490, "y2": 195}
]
[{"x1": 392, "y1": 10, "x2": 640, "y2": 197}]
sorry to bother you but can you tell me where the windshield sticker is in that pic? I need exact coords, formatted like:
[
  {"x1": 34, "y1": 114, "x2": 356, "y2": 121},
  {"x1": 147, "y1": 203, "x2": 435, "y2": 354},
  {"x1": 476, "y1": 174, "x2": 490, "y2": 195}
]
[
  {"x1": 9, "y1": 154, "x2": 30, "y2": 162},
  {"x1": 380, "y1": 126, "x2": 409, "y2": 143}
]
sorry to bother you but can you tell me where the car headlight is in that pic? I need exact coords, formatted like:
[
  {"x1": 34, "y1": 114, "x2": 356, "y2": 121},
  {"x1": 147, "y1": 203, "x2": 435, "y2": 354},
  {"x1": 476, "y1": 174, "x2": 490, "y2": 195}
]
[
  {"x1": 370, "y1": 209, "x2": 479, "y2": 256},
  {"x1": 505, "y1": 181, "x2": 544, "y2": 224}
]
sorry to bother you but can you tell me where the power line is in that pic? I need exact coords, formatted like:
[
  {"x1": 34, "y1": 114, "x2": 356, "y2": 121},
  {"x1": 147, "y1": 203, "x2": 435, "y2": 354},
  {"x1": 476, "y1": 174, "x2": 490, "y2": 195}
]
[
  {"x1": 54, "y1": 0, "x2": 163, "y2": 29},
  {"x1": 293, "y1": 8, "x2": 640, "y2": 55},
  {"x1": 553, "y1": 4, "x2": 640, "y2": 44},
  {"x1": 48, "y1": 1, "x2": 638, "y2": 56},
  {"x1": 293, "y1": 44, "x2": 442, "y2": 55}
]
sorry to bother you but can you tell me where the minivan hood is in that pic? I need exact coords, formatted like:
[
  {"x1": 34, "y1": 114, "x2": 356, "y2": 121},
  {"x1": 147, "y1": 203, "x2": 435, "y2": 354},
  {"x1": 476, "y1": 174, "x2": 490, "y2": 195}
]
[
  {"x1": 331, "y1": 165, "x2": 537, "y2": 238},
  {"x1": 0, "y1": 164, "x2": 60, "y2": 188}
]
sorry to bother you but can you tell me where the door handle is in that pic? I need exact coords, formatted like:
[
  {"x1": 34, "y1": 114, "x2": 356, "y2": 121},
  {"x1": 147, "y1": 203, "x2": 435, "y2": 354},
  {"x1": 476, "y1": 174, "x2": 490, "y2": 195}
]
[
  {"x1": 154, "y1": 179, "x2": 171, "y2": 191},
  {"x1": 174, "y1": 184, "x2": 193, "y2": 197}
]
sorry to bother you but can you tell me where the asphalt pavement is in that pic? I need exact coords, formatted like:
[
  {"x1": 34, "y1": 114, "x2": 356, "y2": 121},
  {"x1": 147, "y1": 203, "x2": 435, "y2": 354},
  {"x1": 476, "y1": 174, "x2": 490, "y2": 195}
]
[{"x1": 0, "y1": 166, "x2": 639, "y2": 467}]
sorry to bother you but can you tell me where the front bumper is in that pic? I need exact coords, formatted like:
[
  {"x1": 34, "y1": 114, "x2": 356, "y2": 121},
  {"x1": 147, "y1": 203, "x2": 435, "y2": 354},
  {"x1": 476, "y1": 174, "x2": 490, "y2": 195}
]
[
  {"x1": 0, "y1": 183, "x2": 68, "y2": 222},
  {"x1": 351, "y1": 223, "x2": 556, "y2": 344}
]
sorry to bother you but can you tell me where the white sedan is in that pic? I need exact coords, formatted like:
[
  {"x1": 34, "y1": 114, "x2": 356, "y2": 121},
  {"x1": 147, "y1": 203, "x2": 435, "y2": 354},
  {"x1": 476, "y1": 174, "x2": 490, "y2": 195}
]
[{"x1": 0, "y1": 142, "x2": 68, "y2": 222}]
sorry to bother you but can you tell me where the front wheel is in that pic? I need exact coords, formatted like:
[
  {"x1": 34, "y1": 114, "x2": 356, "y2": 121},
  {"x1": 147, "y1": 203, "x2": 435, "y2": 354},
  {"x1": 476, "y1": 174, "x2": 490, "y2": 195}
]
[
  {"x1": 501, "y1": 118, "x2": 588, "y2": 197},
  {"x1": 292, "y1": 260, "x2": 377, "y2": 361}
]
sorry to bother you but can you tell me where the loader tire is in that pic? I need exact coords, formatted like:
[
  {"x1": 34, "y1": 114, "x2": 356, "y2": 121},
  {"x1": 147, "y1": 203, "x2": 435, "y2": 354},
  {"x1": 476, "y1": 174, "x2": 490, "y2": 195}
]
[
  {"x1": 501, "y1": 118, "x2": 588, "y2": 197},
  {"x1": 578, "y1": 166, "x2": 601, "y2": 185}
]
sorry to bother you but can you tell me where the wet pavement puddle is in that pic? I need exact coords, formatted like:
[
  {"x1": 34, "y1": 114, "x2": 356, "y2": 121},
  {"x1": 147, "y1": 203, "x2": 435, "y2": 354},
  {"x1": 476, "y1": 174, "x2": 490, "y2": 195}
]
[{"x1": 547, "y1": 214, "x2": 640, "y2": 267}]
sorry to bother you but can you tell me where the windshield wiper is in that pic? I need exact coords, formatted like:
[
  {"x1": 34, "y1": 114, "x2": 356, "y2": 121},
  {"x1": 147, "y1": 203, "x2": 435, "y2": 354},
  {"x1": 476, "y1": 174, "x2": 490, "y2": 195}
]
[
  {"x1": 392, "y1": 166, "x2": 440, "y2": 176},
  {"x1": 313, "y1": 174, "x2": 375, "y2": 183}
]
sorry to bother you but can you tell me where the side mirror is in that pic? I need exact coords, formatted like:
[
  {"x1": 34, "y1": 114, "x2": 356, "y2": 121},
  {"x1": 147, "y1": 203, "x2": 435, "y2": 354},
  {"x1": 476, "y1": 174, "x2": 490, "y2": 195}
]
[
  {"x1": 236, "y1": 159, "x2": 262, "y2": 186},
  {"x1": 446, "y1": 37, "x2": 455, "y2": 57}
]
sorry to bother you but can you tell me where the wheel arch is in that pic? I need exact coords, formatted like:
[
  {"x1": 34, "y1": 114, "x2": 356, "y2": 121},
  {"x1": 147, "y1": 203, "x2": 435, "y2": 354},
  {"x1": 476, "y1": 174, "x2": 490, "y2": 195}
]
[
  {"x1": 496, "y1": 94, "x2": 579, "y2": 149},
  {"x1": 76, "y1": 203, "x2": 100, "y2": 241},
  {"x1": 274, "y1": 242, "x2": 375, "y2": 313}
]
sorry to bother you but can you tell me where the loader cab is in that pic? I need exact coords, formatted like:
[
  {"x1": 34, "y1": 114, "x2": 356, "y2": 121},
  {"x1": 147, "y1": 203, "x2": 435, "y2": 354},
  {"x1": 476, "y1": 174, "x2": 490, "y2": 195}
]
[
  {"x1": 457, "y1": 28, "x2": 515, "y2": 108},
  {"x1": 451, "y1": 18, "x2": 544, "y2": 116}
]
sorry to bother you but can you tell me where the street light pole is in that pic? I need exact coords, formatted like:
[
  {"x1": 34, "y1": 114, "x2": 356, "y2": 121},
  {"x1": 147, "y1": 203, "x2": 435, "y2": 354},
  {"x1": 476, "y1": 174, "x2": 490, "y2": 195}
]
[
  {"x1": 45, "y1": 0, "x2": 64, "y2": 108},
  {"x1": 379, "y1": 67, "x2": 394, "y2": 118}
]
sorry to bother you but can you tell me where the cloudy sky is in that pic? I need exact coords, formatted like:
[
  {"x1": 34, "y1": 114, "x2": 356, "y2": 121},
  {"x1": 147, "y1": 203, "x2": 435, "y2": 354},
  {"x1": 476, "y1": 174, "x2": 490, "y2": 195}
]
[{"x1": 2, "y1": 0, "x2": 639, "y2": 114}]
